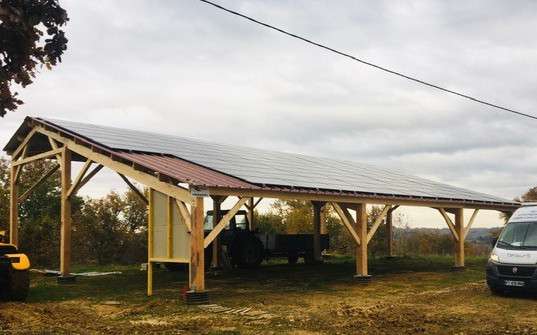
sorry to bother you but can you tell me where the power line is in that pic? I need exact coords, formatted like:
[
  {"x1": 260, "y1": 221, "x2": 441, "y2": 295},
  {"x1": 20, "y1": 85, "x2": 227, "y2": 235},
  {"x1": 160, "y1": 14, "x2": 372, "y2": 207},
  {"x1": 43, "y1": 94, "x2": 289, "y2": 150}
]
[{"x1": 198, "y1": 0, "x2": 537, "y2": 121}]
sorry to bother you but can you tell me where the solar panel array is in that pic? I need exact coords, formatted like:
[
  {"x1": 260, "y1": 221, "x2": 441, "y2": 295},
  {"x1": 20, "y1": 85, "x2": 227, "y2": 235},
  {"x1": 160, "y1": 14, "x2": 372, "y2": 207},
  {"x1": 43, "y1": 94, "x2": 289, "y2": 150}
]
[{"x1": 41, "y1": 118, "x2": 512, "y2": 204}]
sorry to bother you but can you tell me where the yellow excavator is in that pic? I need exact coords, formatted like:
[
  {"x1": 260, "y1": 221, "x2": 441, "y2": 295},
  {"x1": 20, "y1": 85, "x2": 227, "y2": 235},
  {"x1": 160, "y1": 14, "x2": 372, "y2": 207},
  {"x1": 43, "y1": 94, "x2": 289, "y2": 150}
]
[{"x1": 0, "y1": 231, "x2": 30, "y2": 301}]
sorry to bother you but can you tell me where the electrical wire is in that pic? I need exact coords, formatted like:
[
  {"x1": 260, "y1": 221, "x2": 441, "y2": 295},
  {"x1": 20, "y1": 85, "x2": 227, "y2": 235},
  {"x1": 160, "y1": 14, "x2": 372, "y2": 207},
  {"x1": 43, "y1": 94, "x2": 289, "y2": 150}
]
[{"x1": 198, "y1": 0, "x2": 537, "y2": 121}]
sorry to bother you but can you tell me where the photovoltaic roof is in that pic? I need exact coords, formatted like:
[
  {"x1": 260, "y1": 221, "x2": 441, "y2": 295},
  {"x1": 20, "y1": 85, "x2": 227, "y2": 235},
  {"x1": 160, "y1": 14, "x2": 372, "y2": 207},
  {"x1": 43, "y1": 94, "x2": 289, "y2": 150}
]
[{"x1": 27, "y1": 117, "x2": 514, "y2": 206}]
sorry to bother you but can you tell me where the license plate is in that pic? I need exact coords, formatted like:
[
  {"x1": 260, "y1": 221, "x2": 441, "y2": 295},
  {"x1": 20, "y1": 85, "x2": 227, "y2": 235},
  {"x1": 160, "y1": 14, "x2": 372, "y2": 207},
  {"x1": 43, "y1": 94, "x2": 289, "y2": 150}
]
[{"x1": 504, "y1": 280, "x2": 525, "y2": 287}]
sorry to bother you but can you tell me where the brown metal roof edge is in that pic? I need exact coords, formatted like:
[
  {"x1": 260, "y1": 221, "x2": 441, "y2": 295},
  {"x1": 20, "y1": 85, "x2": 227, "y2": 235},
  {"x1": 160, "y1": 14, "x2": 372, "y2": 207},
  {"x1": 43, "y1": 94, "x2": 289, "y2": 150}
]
[
  {"x1": 119, "y1": 151, "x2": 258, "y2": 189},
  {"x1": 209, "y1": 184, "x2": 520, "y2": 209}
]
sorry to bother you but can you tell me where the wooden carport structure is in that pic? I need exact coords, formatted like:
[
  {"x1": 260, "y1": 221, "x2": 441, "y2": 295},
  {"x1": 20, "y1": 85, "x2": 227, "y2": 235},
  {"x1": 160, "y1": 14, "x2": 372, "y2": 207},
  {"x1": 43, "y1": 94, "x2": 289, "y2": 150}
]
[{"x1": 4, "y1": 117, "x2": 520, "y2": 301}]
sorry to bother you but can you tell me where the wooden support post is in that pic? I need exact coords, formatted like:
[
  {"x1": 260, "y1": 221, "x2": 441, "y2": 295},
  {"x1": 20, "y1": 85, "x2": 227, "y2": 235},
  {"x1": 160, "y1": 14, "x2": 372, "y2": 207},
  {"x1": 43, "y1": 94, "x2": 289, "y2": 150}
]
[
  {"x1": 454, "y1": 208, "x2": 465, "y2": 269},
  {"x1": 312, "y1": 201, "x2": 323, "y2": 262},
  {"x1": 248, "y1": 198, "x2": 255, "y2": 231},
  {"x1": 167, "y1": 196, "x2": 174, "y2": 259},
  {"x1": 190, "y1": 197, "x2": 205, "y2": 292},
  {"x1": 320, "y1": 206, "x2": 327, "y2": 235},
  {"x1": 9, "y1": 165, "x2": 19, "y2": 247},
  {"x1": 59, "y1": 148, "x2": 73, "y2": 279},
  {"x1": 147, "y1": 189, "x2": 154, "y2": 296},
  {"x1": 355, "y1": 203, "x2": 369, "y2": 278},
  {"x1": 386, "y1": 205, "x2": 399, "y2": 257},
  {"x1": 211, "y1": 197, "x2": 223, "y2": 268},
  {"x1": 386, "y1": 208, "x2": 393, "y2": 257}
]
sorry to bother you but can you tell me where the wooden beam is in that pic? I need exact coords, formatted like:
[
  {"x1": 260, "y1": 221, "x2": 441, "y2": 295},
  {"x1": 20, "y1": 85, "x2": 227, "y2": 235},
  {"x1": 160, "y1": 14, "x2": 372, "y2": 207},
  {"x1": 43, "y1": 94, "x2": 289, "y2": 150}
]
[
  {"x1": 12, "y1": 128, "x2": 37, "y2": 159},
  {"x1": 9, "y1": 165, "x2": 19, "y2": 247},
  {"x1": 454, "y1": 208, "x2": 465, "y2": 268},
  {"x1": 330, "y1": 202, "x2": 361, "y2": 245},
  {"x1": 60, "y1": 148, "x2": 72, "y2": 276},
  {"x1": 176, "y1": 200, "x2": 192, "y2": 232},
  {"x1": 463, "y1": 209, "x2": 479, "y2": 240},
  {"x1": 207, "y1": 187, "x2": 517, "y2": 212},
  {"x1": 12, "y1": 147, "x2": 63, "y2": 167},
  {"x1": 76, "y1": 164, "x2": 103, "y2": 193},
  {"x1": 190, "y1": 197, "x2": 205, "y2": 292},
  {"x1": 312, "y1": 201, "x2": 323, "y2": 262},
  {"x1": 18, "y1": 164, "x2": 60, "y2": 203},
  {"x1": 247, "y1": 198, "x2": 255, "y2": 231},
  {"x1": 13, "y1": 161, "x2": 22, "y2": 184},
  {"x1": 118, "y1": 173, "x2": 148, "y2": 204},
  {"x1": 36, "y1": 126, "x2": 194, "y2": 205},
  {"x1": 47, "y1": 137, "x2": 62, "y2": 161},
  {"x1": 438, "y1": 208, "x2": 459, "y2": 242},
  {"x1": 355, "y1": 203, "x2": 368, "y2": 276},
  {"x1": 211, "y1": 197, "x2": 223, "y2": 268},
  {"x1": 167, "y1": 196, "x2": 173, "y2": 259},
  {"x1": 253, "y1": 197, "x2": 263, "y2": 208},
  {"x1": 204, "y1": 197, "x2": 248, "y2": 248},
  {"x1": 67, "y1": 159, "x2": 93, "y2": 198},
  {"x1": 246, "y1": 197, "x2": 262, "y2": 230},
  {"x1": 147, "y1": 189, "x2": 154, "y2": 296},
  {"x1": 386, "y1": 206, "x2": 394, "y2": 257},
  {"x1": 367, "y1": 205, "x2": 391, "y2": 244}
]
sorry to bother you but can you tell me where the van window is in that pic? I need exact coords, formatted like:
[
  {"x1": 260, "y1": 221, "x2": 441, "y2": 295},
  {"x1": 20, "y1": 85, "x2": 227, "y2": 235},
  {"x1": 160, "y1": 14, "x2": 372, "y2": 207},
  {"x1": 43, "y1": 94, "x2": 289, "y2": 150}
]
[{"x1": 498, "y1": 221, "x2": 537, "y2": 249}]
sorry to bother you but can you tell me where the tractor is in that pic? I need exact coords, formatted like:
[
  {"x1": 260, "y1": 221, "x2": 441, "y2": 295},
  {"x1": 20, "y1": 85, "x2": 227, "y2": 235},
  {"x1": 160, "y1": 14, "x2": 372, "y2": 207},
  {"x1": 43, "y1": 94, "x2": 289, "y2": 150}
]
[
  {"x1": 0, "y1": 231, "x2": 30, "y2": 301},
  {"x1": 165, "y1": 209, "x2": 329, "y2": 271}
]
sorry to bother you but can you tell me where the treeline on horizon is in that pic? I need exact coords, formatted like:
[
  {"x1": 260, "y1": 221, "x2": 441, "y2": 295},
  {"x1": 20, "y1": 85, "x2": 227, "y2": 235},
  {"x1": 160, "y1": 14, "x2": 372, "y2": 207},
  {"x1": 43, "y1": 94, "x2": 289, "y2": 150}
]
[{"x1": 1, "y1": 158, "x2": 534, "y2": 268}]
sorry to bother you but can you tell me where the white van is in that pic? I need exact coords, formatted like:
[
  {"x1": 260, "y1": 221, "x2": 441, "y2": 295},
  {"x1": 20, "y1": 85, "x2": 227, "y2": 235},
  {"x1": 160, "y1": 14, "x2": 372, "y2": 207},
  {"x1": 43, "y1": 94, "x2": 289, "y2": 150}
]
[{"x1": 487, "y1": 204, "x2": 537, "y2": 293}]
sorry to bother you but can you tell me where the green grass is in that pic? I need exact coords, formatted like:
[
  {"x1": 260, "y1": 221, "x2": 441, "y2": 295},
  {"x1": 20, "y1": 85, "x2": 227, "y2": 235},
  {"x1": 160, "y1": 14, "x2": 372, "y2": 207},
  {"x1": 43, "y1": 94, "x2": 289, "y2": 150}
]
[
  {"x1": 12, "y1": 255, "x2": 537, "y2": 335},
  {"x1": 28, "y1": 255, "x2": 489, "y2": 304}
]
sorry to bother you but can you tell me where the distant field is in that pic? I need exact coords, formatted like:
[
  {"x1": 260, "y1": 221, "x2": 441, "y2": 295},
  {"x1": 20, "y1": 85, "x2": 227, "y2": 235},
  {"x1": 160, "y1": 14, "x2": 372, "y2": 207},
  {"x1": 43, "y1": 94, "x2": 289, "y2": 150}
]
[{"x1": 1, "y1": 256, "x2": 536, "y2": 334}]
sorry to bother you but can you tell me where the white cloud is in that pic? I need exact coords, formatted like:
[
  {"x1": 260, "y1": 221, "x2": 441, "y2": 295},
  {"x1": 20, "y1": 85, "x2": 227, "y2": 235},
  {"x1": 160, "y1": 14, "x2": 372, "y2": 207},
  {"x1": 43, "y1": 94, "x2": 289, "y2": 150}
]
[{"x1": 2, "y1": 0, "x2": 536, "y2": 227}]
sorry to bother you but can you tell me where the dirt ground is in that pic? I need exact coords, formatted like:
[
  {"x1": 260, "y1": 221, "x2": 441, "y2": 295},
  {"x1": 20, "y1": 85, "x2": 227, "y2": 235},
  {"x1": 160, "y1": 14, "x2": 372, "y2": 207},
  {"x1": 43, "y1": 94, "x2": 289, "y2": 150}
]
[{"x1": 1, "y1": 256, "x2": 537, "y2": 335}]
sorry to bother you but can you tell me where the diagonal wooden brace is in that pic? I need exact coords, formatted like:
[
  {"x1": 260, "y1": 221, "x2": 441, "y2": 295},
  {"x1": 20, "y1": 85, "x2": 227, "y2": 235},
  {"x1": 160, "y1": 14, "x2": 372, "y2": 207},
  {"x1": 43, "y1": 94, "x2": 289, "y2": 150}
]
[
  {"x1": 367, "y1": 205, "x2": 391, "y2": 244},
  {"x1": 331, "y1": 202, "x2": 361, "y2": 245},
  {"x1": 438, "y1": 208, "x2": 459, "y2": 241},
  {"x1": 204, "y1": 197, "x2": 248, "y2": 248}
]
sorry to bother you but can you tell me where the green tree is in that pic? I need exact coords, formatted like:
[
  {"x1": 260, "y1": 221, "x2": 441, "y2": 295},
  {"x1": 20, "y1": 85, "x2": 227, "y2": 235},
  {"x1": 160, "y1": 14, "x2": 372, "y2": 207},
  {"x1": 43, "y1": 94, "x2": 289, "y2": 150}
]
[
  {"x1": 501, "y1": 186, "x2": 537, "y2": 222},
  {"x1": 74, "y1": 189, "x2": 147, "y2": 265},
  {"x1": 0, "y1": 157, "x2": 83, "y2": 266},
  {"x1": 272, "y1": 200, "x2": 313, "y2": 234},
  {"x1": 517, "y1": 187, "x2": 537, "y2": 202},
  {"x1": 255, "y1": 210, "x2": 285, "y2": 234},
  {"x1": 0, "y1": 0, "x2": 69, "y2": 116},
  {"x1": 0, "y1": 158, "x2": 10, "y2": 233}
]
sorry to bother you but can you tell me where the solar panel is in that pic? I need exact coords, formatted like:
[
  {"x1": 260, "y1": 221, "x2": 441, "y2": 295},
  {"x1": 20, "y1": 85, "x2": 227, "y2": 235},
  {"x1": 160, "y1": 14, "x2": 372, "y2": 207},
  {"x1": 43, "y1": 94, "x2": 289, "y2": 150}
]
[{"x1": 40, "y1": 118, "x2": 512, "y2": 204}]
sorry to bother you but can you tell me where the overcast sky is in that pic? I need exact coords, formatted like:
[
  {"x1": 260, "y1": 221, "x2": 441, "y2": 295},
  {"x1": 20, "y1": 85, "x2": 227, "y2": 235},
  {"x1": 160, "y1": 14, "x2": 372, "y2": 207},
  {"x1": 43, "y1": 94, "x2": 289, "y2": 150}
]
[{"x1": 2, "y1": 0, "x2": 537, "y2": 228}]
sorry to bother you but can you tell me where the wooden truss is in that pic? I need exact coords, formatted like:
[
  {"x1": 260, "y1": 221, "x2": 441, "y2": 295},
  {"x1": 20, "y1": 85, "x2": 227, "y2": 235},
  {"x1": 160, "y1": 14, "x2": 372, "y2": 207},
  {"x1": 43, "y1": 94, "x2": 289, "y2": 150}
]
[
  {"x1": 331, "y1": 203, "x2": 392, "y2": 276},
  {"x1": 6, "y1": 121, "x2": 509, "y2": 297},
  {"x1": 437, "y1": 208, "x2": 480, "y2": 267}
]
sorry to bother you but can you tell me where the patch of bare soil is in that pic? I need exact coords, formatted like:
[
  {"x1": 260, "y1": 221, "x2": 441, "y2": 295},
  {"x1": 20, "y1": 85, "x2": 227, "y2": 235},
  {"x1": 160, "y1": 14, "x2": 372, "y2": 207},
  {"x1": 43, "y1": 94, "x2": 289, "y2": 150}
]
[{"x1": 3, "y1": 274, "x2": 537, "y2": 334}]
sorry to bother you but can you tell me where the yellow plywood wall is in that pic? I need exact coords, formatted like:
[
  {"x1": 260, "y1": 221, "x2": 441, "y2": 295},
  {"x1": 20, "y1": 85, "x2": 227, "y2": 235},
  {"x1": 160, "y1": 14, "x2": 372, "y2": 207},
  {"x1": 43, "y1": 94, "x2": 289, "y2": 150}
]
[
  {"x1": 172, "y1": 201, "x2": 190, "y2": 260},
  {"x1": 150, "y1": 189, "x2": 190, "y2": 262}
]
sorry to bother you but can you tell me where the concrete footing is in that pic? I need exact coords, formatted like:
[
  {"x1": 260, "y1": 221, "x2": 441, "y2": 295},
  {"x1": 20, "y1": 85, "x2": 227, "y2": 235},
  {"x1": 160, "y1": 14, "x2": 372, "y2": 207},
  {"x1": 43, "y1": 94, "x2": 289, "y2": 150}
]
[
  {"x1": 353, "y1": 275, "x2": 372, "y2": 283},
  {"x1": 57, "y1": 275, "x2": 76, "y2": 284},
  {"x1": 185, "y1": 290, "x2": 209, "y2": 305}
]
